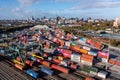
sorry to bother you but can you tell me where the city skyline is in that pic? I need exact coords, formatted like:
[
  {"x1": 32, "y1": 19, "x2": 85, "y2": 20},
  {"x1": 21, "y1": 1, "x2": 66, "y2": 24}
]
[{"x1": 1, "y1": 0, "x2": 120, "y2": 19}]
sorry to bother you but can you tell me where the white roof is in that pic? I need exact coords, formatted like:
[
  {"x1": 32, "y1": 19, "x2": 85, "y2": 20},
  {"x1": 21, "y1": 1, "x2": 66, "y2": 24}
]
[{"x1": 32, "y1": 25, "x2": 48, "y2": 29}]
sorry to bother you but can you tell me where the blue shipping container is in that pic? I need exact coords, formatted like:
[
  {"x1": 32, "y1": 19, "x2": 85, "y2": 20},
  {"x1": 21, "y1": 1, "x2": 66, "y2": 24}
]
[
  {"x1": 31, "y1": 57, "x2": 37, "y2": 61},
  {"x1": 79, "y1": 38, "x2": 87, "y2": 42},
  {"x1": 40, "y1": 67, "x2": 54, "y2": 76},
  {"x1": 27, "y1": 69, "x2": 39, "y2": 79},
  {"x1": 1, "y1": 49, "x2": 5, "y2": 54}
]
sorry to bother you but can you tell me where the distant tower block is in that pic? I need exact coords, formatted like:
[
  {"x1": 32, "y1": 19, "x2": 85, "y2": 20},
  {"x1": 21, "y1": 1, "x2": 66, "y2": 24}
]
[{"x1": 113, "y1": 18, "x2": 120, "y2": 27}]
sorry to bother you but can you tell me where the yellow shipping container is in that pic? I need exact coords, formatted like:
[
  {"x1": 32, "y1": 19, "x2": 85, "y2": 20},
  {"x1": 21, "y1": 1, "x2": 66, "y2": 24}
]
[{"x1": 80, "y1": 49, "x2": 88, "y2": 54}]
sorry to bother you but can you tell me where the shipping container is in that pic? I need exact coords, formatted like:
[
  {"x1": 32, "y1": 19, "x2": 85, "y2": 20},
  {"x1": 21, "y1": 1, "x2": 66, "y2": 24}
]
[
  {"x1": 82, "y1": 54, "x2": 94, "y2": 60},
  {"x1": 80, "y1": 49, "x2": 88, "y2": 54},
  {"x1": 13, "y1": 60, "x2": 24, "y2": 66},
  {"x1": 58, "y1": 56, "x2": 64, "y2": 61},
  {"x1": 70, "y1": 45, "x2": 81, "y2": 52},
  {"x1": 15, "y1": 64, "x2": 24, "y2": 70},
  {"x1": 41, "y1": 61, "x2": 51, "y2": 67},
  {"x1": 97, "y1": 71, "x2": 108, "y2": 79},
  {"x1": 81, "y1": 66, "x2": 90, "y2": 73},
  {"x1": 83, "y1": 46, "x2": 91, "y2": 51},
  {"x1": 101, "y1": 58, "x2": 108, "y2": 63},
  {"x1": 89, "y1": 67, "x2": 98, "y2": 76},
  {"x1": 51, "y1": 64, "x2": 69, "y2": 73},
  {"x1": 25, "y1": 60, "x2": 34, "y2": 67},
  {"x1": 16, "y1": 57, "x2": 21, "y2": 61},
  {"x1": 60, "y1": 60, "x2": 68, "y2": 67},
  {"x1": 70, "y1": 64, "x2": 77, "y2": 69},
  {"x1": 115, "y1": 60, "x2": 120, "y2": 66},
  {"x1": 108, "y1": 59, "x2": 116, "y2": 64},
  {"x1": 26, "y1": 69, "x2": 39, "y2": 79},
  {"x1": 31, "y1": 57, "x2": 37, "y2": 61},
  {"x1": 79, "y1": 38, "x2": 87, "y2": 43},
  {"x1": 52, "y1": 59, "x2": 61, "y2": 64},
  {"x1": 36, "y1": 59, "x2": 42, "y2": 63},
  {"x1": 88, "y1": 49, "x2": 98, "y2": 56},
  {"x1": 98, "y1": 51, "x2": 109, "y2": 59},
  {"x1": 65, "y1": 42, "x2": 71, "y2": 47},
  {"x1": 81, "y1": 60, "x2": 93, "y2": 66},
  {"x1": 40, "y1": 67, "x2": 54, "y2": 76},
  {"x1": 71, "y1": 53, "x2": 81, "y2": 62},
  {"x1": 85, "y1": 77, "x2": 95, "y2": 80},
  {"x1": 62, "y1": 49, "x2": 72, "y2": 58}
]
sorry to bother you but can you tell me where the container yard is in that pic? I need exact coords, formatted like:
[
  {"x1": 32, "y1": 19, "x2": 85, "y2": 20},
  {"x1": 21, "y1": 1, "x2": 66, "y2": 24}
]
[{"x1": 0, "y1": 25, "x2": 120, "y2": 80}]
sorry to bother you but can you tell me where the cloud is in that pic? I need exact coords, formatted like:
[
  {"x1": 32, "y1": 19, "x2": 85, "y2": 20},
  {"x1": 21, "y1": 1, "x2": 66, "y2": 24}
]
[
  {"x1": 17, "y1": 0, "x2": 39, "y2": 6},
  {"x1": 0, "y1": 8, "x2": 3, "y2": 10},
  {"x1": 71, "y1": 0, "x2": 120, "y2": 10},
  {"x1": 12, "y1": 0, "x2": 40, "y2": 18}
]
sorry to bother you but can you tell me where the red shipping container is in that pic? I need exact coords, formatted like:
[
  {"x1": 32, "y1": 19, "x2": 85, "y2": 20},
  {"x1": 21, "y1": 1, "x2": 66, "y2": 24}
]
[
  {"x1": 70, "y1": 64, "x2": 77, "y2": 69},
  {"x1": 98, "y1": 51, "x2": 109, "y2": 59},
  {"x1": 52, "y1": 59, "x2": 61, "y2": 64},
  {"x1": 51, "y1": 64, "x2": 69, "y2": 73},
  {"x1": 62, "y1": 49, "x2": 72, "y2": 58},
  {"x1": 16, "y1": 57, "x2": 21, "y2": 61},
  {"x1": 25, "y1": 60, "x2": 34, "y2": 67},
  {"x1": 109, "y1": 59, "x2": 116, "y2": 64}
]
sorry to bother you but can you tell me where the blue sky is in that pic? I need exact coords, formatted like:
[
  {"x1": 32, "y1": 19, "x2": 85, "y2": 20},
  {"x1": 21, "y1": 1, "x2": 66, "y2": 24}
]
[{"x1": 0, "y1": 0, "x2": 120, "y2": 19}]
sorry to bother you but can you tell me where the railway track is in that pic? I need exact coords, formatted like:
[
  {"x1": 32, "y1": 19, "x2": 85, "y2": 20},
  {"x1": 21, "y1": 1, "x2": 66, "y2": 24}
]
[{"x1": 0, "y1": 55, "x2": 35, "y2": 80}]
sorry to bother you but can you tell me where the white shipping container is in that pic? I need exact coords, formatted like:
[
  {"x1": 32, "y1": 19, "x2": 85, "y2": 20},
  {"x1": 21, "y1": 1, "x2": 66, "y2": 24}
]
[
  {"x1": 88, "y1": 51, "x2": 97, "y2": 56},
  {"x1": 71, "y1": 54, "x2": 81, "y2": 62},
  {"x1": 83, "y1": 46, "x2": 91, "y2": 51},
  {"x1": 97, "y1": 71, "x2": 108, "y2": 79},
  {"x1": 60, "y1": 60, "x2": 68, "y2": 67},
  {"x1": 65, "y1": 42, "x2": 71, "y2": 47},
  {"x1": 101, "y1": 58, "x2": 108, "y2": 63},
  {"x1": 90, "y1": 71, "x2": 97, "y2": 76},
  {"x1": 60, "y1": 36, "x2": 64, "y2": 39},
  {"x1": 81, "y1": 60, "x2": 92, "y2": 66}
]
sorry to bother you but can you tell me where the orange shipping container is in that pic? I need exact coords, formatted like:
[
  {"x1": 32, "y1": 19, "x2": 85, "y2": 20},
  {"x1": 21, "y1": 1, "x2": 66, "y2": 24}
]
[
  {"x1": 80, "y1": 49, "x2": 88, "y2": 54},
  {"x1": 71, "y1": 45, "x2": 81, "y2": 52},
  {"x1": 51, "y1": 64, "x2": 69, "y2": 74},
  {"x1": 15, "y1": 64, "x2": 24, "y2": 70},
  {"x1": 109, "y1": 59, "x2": 116, "y2": 64},
  {"x1": 115, "y1": 60, "x2": 120, "y2": 66},
  {"x1": 82, "y1": 54, "x2": 94, "y2": 60},
  {"x1": 85, "y1": 77, "x2": 95, "y2": 80},
  {"x1": 25, "y1": 60, "x2": 34, "y2": 67},
  {"x1": 81, "y1": 57, "x2": 93, "y2": 63},
  {"x1": 52, "y1": 59, "x2": 61, "y2": 64},
  {"x1": 41, "y1": 61, "x2": 51, "y2": 67}
]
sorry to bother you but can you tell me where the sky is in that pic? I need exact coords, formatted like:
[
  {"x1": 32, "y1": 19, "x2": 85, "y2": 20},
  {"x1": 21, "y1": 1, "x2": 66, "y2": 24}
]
[{"x1": 0, "y1": 0, "x2": 120, "y2": 19}]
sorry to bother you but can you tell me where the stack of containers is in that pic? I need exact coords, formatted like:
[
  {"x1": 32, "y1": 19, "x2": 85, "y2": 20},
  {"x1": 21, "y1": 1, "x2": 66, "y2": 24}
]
[
  {"x1": 77, "y1": 37, "x2": 87, "y2": 45},
  {"x1": 70, "y1": 45, "x2": 81, "y2": 52},
  {"x1": 71, "y1": 53, "x2": 81, "y2": 63},
  {"x1": 65, "y1": 41, "x2": 71, "y2": 47},
  {"x1": 95, "y1": 42, "x2": 104, "y2": 50},
  {"x1": 61, "y1": 49, "x2": 72, "y2": 58},
  {"x1": 89, "y1": 67, "x2": 98, "y2": 76},
  {"x1": 80, "y1": 48, "x2": 88, "y2": 54},
  {"x1": 86, "y1": 39, "x2": 96, "y2": 47},
  {"x1": 60, "y1": 60, "x2": 68, "y2": 67},
  {"x1": 88, "y1": 49, "x2": 98, "y2": 56},
  {"x1": 98, "y1": 51, "x2": 109, "y2": 63},
  {"x1": 81, "y1": 54, "x2": 94, "y2": 66},
  {"x1": 83, "y1": 46, "x2": 91, "y2": 51},
  {"x1": 57, "y1": 39, "x2": 65, "y2": 47}
]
